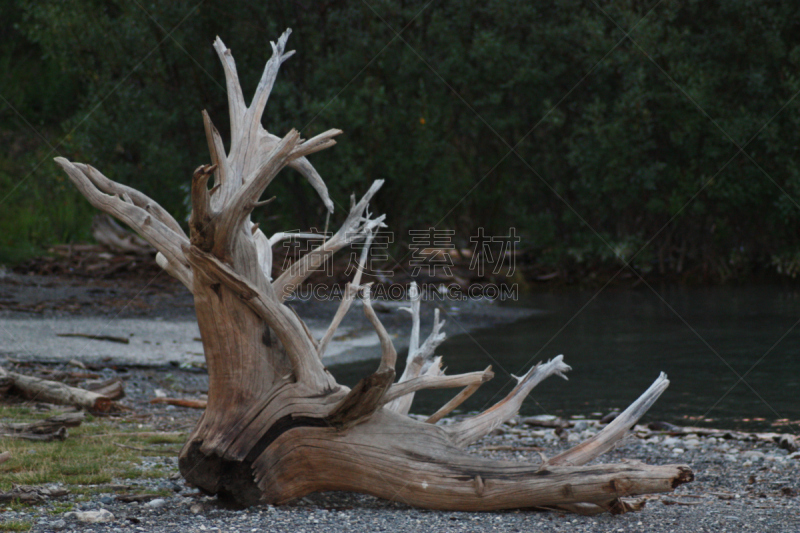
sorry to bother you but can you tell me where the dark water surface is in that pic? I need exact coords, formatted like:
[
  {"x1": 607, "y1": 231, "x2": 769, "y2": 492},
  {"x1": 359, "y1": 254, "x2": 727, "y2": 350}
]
[{"x1": 333, "y1": 284, "x2": 800, "y2": 432}]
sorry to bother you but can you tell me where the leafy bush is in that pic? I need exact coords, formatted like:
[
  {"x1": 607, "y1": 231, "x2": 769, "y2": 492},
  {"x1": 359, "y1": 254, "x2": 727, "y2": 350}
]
[{"x1": 2, "y1": 0, "x2": 800, "y2": 281}]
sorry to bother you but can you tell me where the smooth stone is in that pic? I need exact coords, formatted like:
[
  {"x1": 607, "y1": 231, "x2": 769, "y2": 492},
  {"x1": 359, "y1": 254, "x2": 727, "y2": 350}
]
[
  {"x1": 146, "y1": 498, "x2": 167, "y2": 509},
  {"x1": 48, "y1": 519, "x2": 67, "y2": 530},
  {"x1": 742, "y1": 451, "x2": 765, "y2": 460},
  {"x1": 64, "y1": 509, "x2": 115, "y2": 523}
]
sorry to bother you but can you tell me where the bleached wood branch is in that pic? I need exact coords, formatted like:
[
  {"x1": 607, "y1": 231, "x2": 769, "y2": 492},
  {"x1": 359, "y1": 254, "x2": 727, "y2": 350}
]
[
  {"x1": 425, "y1": 366, "x2": 493, "y2": 424},
  {"x1": 269, "y1": 232, "x2": 326, "y2": 247},
  {"x1": 361, "y1": 285, "x2": 397, "y2": 373},
  {"x1": 317, "y1": 224, "x2": 379, "y2": 358},
  {"x1": 250, "y1": 29, "x2": 295, "y2": 130},
  {"x1": 212, "y1": 36, "x2": 247, "y2": 144},
  {"x1": 274, "y1": 180, "x2": 385, "y2": 301},
  {"x1": 201, "y1": 110, "x2": 229, "y2": 205},
  {"x1": 326, "y1": 285, "x2": 396, "y2": 429},
  {"x1": 381, "y1": 366, "x2": 493, "y2": 405},
  {"x1": 386, "y1": 284, "x2": 447, "y2": 415},
  {"x1": 446, "y1": 355, "x2": 571, "y2": 448},
  {"x1": 189, "y1": 163, "x2": 217, "y2": 251},
  {"x1": 545, "y1": 373, "x2": 670, "y2": 467},
  {"x1": 75, "y1": 163, "x2": 186, "y2": 239},
  {"x1": 55, "y1": 158, "x2": 192, "y2": 288},
  {"x1": 211, "y1": 33, "x2": 336, "y2": 216},
  {"x1": 91, "y1": 214, "x2": 153, "y2": 255}
]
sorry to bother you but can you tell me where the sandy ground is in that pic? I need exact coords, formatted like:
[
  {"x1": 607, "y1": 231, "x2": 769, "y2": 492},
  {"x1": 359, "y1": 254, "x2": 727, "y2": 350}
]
[{"x1": 0, "y1": 270, "x2": 533, "y2": 366}]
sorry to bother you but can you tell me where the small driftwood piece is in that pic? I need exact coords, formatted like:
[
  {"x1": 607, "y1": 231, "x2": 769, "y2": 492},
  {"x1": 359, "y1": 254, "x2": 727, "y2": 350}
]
[
  {"x1": 0, "y1": 367, "x2": 115, "y2": 412},
  {"x1": 55, "y1": 28, "x2": 694, "y2": 514},
  {"x1": 88, "y1": 431, "x2": 185, "y2": 439},
  {"x1": 56, "y1": 333, "x2": 130, "y2": 344},
  {"x1": 0, "y1": 485, "x2": 70, "y2": 503},
  {"x1": 0, "y1": 411, "x2": 84, "y2": 442},
  {"x1": 92, "y1": 214, "x2": 154, "y2": 254},
  {"x1": 150, "y1": 397, "x2": 208, "y2": 409},
  {"x1": 1, "y1": 412, "x2": 85, "y2": 434},
  {"x1": 115, "y1": 493, "x2": 161, "y2": 503},
  {"x1": 83, "y1": 378, "x2": 126, "y2": 400},
  {"x1": 0, "y1": 426, "x2": 68, "y2": 442}
]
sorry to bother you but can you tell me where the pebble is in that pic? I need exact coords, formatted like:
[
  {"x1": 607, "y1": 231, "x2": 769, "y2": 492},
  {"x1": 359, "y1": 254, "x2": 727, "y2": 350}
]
[
  {"x1": 64, "y1": 509, "x2": 115, "y2": 523},
  {"x1": 661, "y1": 437, "x2": 680, "y2": 447},
  {"x1": 742, "y1": 451, "x2": 765, "y2": 460},
  {"x1": 572, "y1": 420, "x2": 589, "y2": 432},
  {"x1": 146, "y1": 498, "x2": 168, "y2": 509},
  {"x1": 48, "y1": 519, "x2": 67, "y2": 530}
]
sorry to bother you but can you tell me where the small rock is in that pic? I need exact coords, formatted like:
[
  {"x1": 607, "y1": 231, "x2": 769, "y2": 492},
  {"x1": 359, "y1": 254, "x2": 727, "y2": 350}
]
[
  {"x1": 521, "y1": 415, "x2": 569, "y2": 429},
  {"x1": 572, "y1": 420, "x2": 589, "y2": 432},
  {"x1": 48, "y1": 519, "x2": 67, "y2": 531},
  {"x1": 190, "y1": 503, "x2": 205, "y2": 514},
  {"x1": 742, "y1": 451, "x2": 765, "y2": 460},
  {"x1": 661, "y1": 437, "x2": 680, "y2": 448},
  {"x1": 672, "y1": 448, "x2": 685, "y2": 454},
  {"x1": 99, "y1": 496, "x2": 114, "y2": 505},
  {"x1": 648, "y1": 421, "x2": 683, "y2": 433},
  {"x1": 65, "y1": 509, "x2": 115, "y2": 523},
  {"x1": 145, "y1": 498, "x2": 167, "y2": 509},
  {"x1": 600, "y1": 411, "x2": 620, "y2": 424}
]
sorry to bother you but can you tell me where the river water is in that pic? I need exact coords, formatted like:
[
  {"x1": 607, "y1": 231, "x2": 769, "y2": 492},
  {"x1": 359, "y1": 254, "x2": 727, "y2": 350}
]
[{"x1": 335, "y1": 284, "x2": 800, "y2": 432}]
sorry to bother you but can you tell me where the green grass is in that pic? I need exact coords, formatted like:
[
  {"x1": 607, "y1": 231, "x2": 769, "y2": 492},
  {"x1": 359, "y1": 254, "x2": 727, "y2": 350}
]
[
  {"x1": 46, "y1": 502, "x2": 74, "y2": 515},
  {"x1": 0, "y1": 521, "x2": 32, "y2": 532},
  {"x1": 0, "y1": 405, "x2": 184, "y2": 491}
]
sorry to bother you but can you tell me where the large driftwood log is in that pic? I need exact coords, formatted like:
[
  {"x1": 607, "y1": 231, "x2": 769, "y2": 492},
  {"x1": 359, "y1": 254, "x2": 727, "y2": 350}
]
[
  {"x1": 55, "y1": 29, "x2": 693, "y2": 512},
  {"x1": 0, "y1": 366, "x2": 115, "y2": 412}
]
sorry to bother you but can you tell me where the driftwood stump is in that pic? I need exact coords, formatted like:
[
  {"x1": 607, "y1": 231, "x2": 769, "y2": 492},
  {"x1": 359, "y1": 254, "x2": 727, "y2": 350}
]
[{"x1": 55, "y1": 29, "x2": 692, "y2": 513}]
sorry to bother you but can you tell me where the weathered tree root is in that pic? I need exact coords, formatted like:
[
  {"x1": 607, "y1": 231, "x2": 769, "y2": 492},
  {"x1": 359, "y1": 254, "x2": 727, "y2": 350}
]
[{"x1": 57, "y1": 28, "x2": 693, "y2": 513}]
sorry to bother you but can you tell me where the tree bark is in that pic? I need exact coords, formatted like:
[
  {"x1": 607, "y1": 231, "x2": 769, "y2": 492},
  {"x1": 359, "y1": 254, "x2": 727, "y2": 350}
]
[
  {"x1": 55, "y1": 29, "x2": 693, "y2": 513},
  {"x1": 0, "y1": 366, "x2": 115, "y2": 412}
]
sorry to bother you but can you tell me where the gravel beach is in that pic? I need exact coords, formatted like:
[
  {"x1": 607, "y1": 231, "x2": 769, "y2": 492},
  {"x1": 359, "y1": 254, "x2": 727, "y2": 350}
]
[
  {"x1": 2, "y1": 370, "x2": 798, "y2": 533},
  {"x1": 1, "y1": 271, "x2": 799, "y2": 532}
]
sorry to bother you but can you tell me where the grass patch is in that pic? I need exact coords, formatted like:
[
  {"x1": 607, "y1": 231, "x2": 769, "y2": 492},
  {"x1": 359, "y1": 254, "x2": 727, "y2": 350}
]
[
  {"x1": 46, "y1": 502, "x2": 74, "y2": 515},
  {"x1": 0, "y1": 405, "x2": 184, "y2": 492},
  {"x1": 144, "y1": 434, "x2": 185, "y2": 445},
  {"x1": 0, "y1": 521, "x2": 31, "y2": 532}
]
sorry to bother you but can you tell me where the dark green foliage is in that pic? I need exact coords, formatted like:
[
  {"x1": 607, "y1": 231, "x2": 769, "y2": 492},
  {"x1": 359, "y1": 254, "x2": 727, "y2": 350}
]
[{"x1": 2, "y1": 0, "x2": 799, "y2": 280}]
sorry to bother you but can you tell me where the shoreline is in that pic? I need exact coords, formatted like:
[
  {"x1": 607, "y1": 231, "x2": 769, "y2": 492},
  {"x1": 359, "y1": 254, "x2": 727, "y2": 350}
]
[
  {"x1": 0, "y1": 272, "x2": 536, "y2": 367},
  {"x1": 0, "y1": 360, "x2": 797, "y2": 532}
]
